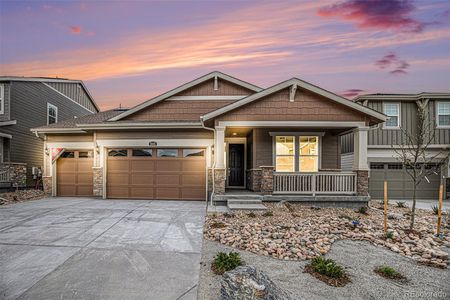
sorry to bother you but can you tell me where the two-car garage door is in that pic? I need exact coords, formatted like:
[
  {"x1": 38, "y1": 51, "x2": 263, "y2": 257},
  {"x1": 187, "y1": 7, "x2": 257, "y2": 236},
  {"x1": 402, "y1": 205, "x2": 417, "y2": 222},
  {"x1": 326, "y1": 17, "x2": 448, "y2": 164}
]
[{"x1": 106, "y1": 148, "x2": 206, "y2": 200}]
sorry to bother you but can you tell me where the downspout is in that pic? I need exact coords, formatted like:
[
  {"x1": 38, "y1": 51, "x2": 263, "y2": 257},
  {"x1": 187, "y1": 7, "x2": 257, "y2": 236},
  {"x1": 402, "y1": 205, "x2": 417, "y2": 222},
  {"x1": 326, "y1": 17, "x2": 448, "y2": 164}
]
[{"x1": 200, "y1": 116, "x2": 216, "y2": 207}]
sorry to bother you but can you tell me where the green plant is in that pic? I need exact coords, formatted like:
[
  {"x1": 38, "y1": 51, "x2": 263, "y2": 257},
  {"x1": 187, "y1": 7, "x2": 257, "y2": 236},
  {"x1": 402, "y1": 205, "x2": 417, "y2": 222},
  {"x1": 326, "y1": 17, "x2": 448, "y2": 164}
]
[
  {"x1": 211, "y1": 252, "x2": 242, "y2": 275},
  {"x1": 375, "y1": 265, "x2": 404, "y2": 280},
  {"x1": 431, "y1": 205, "x2": 439, "y2": 215},
  {"x1": 356, "y1": 206, "x2": 368, "y2": 215},
  {"x1": 310, "y1": 256, "x2": 344, "y2": 279},
  {"x1": 396, "y1": 201, "x2": 407, "y2": 208},
  {"x1": 262, "y1": 210, "x2": 273, "y2": 217},
  {"x1": 385, "y1": 231, "x2": 394, "y2": 239},
  {"x1": 247, "y1": 212, "x2": 256, "y2": 218}
]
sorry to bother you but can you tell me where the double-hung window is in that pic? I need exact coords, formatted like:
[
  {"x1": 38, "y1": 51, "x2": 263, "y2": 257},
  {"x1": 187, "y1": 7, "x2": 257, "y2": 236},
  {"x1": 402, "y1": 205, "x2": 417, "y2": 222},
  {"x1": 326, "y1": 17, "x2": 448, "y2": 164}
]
[
  {"x1": 0, "y1": 84, "x2": 4, "y2": 115},
  {"x1": 275, "y1": 135, "x2": 319, "y2": 172},
  {"x1": 47, "y1": 103, "x2": 58, "y2": 124},
  {"x1": 384, "y1": 103, "x2": 400, "y2": 128},
  {"x1": 437, "y1": 102, "x2": 450, "y2": 127}
]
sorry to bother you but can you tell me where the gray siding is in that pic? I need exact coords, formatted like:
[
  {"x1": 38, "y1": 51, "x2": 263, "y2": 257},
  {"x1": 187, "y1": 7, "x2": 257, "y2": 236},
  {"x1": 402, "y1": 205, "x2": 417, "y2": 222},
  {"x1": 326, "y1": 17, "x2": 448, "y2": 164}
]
[
  {"x1": 0, "y1": 83, "x2": 11, "y2": 121},
  {"x1": 46, "y1": 82, "x2": 97, "y2": 113},
  {"x1": 0, "y1": 81, "x2": 94, "y2": 185}
]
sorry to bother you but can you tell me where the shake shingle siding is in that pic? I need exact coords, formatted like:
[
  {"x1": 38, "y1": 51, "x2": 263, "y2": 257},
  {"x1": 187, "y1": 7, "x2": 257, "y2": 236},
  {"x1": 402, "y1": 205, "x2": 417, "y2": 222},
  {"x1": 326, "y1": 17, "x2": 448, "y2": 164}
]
[{"x1": 1, "y1": 81, "x2": 95, "y2": 186}]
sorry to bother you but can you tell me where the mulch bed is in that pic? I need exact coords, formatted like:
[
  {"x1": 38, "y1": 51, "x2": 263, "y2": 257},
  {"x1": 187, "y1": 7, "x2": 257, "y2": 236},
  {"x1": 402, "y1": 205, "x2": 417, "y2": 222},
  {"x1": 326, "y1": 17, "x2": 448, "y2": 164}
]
[{"x1": 303, "y1": 264, "x2": 351, "y2": 287}]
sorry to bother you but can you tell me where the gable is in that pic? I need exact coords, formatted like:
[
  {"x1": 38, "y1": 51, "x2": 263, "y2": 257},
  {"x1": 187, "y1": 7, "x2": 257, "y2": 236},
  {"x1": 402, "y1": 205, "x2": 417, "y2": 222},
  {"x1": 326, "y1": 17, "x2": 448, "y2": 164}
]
[
  {"x1": 175, "y1": 78, "x2": 254, "y2": 96},
  {"x1": 214, "y1": 87, "x2": 372, "y2": 124}
]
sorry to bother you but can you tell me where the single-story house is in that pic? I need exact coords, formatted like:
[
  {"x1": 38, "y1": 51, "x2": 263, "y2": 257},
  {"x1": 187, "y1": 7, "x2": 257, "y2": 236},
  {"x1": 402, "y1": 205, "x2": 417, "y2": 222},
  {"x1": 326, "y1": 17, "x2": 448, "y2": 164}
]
[{"x1": 32, "y1": 72, "x2": 387, "y2": 203}]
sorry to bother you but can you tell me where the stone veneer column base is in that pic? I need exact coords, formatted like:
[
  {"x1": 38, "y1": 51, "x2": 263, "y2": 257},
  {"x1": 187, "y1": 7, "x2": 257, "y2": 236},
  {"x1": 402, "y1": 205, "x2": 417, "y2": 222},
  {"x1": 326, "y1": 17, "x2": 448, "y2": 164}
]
[
  {"x1": 355, "y1": 170, "x2": 369, "y2": 196},
  {"x1": 260, "y1": 166, "x2": 274, "y2": 195},
  {"x1": 446, "y1": 177, "x2": 450, "y2": 199},
  {"x1": 93, "y1": 167, "x2": 104, "y2": 197},
  {"x1": 212, "y1": 168, "x2": 226, "y2": 195},
  {"x1": 43, "y1": 176, "x2": 52, "y2": 195},
  {"x1": 246, "y1": 169, "x2": 262, "y2": 192}
]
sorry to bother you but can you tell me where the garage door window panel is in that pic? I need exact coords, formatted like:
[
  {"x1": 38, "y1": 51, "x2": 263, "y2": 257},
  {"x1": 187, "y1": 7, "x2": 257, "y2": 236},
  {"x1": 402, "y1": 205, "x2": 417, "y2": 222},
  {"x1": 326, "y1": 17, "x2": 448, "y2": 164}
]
[
  {"x1": 78, "y1": 151, "x2": 92, "y2": 158},
  {"x1": 108, "y1": 149, "x2": 128, "y2": 157},
  {"x1": 60, "y1": 151, "x2": 75, "y2": 158},
  {"x1": 132, "y1": 149, "x2": 153, "y2": 157},
  {"x1": 183, "y1": 149, "x2": 204, "y2": 157},
  {"x1": 157, "y1": 149, "x2": 178, "y2": 157}
]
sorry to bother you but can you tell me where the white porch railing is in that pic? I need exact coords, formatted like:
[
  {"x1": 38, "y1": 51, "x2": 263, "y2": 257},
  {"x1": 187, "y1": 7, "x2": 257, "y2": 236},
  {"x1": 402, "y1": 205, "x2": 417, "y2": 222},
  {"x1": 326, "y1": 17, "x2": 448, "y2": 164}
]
[
  {"x1": 273, "y1": 172, "x2": 357, "y2": 195},
  {"x1": 0, "y1": 171, "x2": 9, "y2": 182}
]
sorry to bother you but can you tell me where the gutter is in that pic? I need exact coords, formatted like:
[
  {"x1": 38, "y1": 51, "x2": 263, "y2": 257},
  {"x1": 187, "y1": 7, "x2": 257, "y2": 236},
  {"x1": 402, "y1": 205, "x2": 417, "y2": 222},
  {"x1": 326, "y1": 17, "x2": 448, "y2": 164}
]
[{"x1": 200, "y1": 116, "x2": 216, "y2": 208}]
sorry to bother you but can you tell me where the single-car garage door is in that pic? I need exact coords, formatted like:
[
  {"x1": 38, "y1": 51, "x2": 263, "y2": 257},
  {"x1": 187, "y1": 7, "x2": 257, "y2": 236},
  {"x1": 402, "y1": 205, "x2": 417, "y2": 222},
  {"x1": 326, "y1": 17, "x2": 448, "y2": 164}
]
[
  {"x1": 107, "y1": 148, "x2": 206, "y2": 200},
  {"x1": 57, "y1": 150, "x2": 94, "y2": 196},
  {"x1": 369, "y1": 163, "x2": 441, "y2": 200}
]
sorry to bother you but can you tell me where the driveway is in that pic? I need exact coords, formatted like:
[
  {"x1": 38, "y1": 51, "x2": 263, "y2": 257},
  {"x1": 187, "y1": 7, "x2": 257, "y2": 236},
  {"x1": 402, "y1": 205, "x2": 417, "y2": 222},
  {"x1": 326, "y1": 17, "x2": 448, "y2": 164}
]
[{"x1": 0, "y1": 197, "x2": 206, "y2": 300}]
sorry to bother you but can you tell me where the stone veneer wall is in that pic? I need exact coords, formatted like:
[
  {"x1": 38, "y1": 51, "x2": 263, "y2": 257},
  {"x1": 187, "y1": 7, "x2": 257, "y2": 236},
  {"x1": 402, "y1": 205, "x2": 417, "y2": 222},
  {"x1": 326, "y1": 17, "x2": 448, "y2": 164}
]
[
  {"x1": 356, "y1": 170, "x2": 369, "y2": 196},
  {"x1": 260, "y1": 166, "x2": 274, "y2": 195},
  {"x1": 246, "y1": 169, "x2": 262, "y2": 192},
  {"x1": 446, "y1": 177, "x2": 450, "y2": 199},
  {"x1": 43, "y1": 176, "x2": 52, "y2": 195},
  {"x1": 93, "y1": 167, "x2": 103, "y2": 197},
  {"x1": 0, "y1": 163, "x2": 27, "y2": 188},
  {"x1": 213, "y1": 168, "x2": 226, "y2": 195}
]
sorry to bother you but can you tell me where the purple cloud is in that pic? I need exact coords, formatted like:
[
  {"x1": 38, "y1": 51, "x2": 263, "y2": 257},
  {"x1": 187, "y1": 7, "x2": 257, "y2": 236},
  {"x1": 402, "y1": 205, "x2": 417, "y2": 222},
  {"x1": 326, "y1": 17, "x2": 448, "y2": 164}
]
[
  {"x1": 341, "y1": 88, "x2": 365, "y2": 98},
  {"x1": 317, "y1": 0, "x2": 425, "y2": 33},
  {"x1": 375, "y1": 52, "x2": 410, "y2": 75}
]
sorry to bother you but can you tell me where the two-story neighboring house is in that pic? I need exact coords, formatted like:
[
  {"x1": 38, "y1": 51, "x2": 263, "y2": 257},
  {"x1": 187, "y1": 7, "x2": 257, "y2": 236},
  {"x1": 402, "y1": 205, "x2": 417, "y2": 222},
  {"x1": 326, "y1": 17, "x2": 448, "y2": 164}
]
[
  {"x1": 0, "y1": 77, "x2": 99, "y2": 188},
  {"x1": 341, "y1": 93, "x2": 450, "y2": 200}
]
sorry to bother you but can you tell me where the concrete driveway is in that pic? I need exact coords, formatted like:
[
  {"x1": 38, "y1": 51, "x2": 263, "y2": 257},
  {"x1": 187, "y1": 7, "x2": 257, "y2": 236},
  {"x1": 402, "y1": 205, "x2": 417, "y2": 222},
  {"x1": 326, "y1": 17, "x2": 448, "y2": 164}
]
[{"x1": 0, "y1": 197, "x2": 206, "y2": 300}]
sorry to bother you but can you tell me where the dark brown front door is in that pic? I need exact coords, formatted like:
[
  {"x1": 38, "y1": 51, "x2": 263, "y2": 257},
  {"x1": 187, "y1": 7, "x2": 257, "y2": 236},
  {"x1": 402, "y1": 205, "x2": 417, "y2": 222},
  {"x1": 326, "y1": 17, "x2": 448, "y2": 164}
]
[{"x1": 228, "y1": 144, "x2": 244, "y2": 187}]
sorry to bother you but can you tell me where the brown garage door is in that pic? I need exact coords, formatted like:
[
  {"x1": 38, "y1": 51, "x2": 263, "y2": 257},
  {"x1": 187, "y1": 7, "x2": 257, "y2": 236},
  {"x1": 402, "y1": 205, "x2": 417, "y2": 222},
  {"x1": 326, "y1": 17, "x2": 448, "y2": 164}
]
[
  {"x1": 107, "y1": 148, "x2": 206, "y2": 200},
  {"x1": 57, "y1": 150, "x2": 93, "y2": 196}
]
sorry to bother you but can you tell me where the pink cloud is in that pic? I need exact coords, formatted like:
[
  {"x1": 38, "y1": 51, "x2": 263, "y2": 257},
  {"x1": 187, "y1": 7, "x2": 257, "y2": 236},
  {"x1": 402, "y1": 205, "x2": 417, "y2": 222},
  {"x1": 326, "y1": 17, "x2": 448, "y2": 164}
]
[
  {"x1": 69, "y1": 26, "x2": 81, "y2": 34},
  {"x1": 317, "y1": 0, "x2": 425, "y2": 33},
  {"x1": 375, "y1": 52, "x2": 409, "y2": 75},
  {"x1": 340, "y1": 88, "x2": 365, "y2": 98}
]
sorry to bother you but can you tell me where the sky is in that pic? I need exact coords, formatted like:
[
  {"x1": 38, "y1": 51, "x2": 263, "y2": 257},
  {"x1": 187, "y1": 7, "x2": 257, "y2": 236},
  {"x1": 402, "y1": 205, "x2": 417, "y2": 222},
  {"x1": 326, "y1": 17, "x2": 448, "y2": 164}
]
[{"x1": 1, "y1": 0, "x2": 450, "y2": 111}]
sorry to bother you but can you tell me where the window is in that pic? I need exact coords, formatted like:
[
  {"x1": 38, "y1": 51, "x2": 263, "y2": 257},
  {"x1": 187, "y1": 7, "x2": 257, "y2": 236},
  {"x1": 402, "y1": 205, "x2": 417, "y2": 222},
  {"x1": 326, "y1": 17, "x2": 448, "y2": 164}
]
[
  {"x1": 183, "y1": 149, "x2": 204, "y2": 157},
  {"x1": 383, "y1": 103, "x2": 400, "y2": 128},
  {"x1": 437, "y1": 102, "x2": 450, "y2": 127},
  {"x1": 388, "y1": 164, "x2": 402, "y2": 170},
  {"x1": 47, "y1": 103, "x2": 58, "y2": 124},
  {"x1": 132, "y1": 149, "x2": 152, "y2": 156},
  {"x1": 108, "y1": 149, "x2": 127, "y2": 157},
  {"x1": 275, "y1": 136, "x2": 295, "y2": 172},
  {"x1": 0, "y1": 84, "x2": 4, "y2": 115},
  {"x1": 78, "y1": 151, "x2": 92, "y2": 158},
  {"x1": 60, "y1": 151, "x2": 74, "y2": 158},
  {"x1": 299, "y1": 136, "x2": 318, "y2": 172},
  {"x1": 370, "y1": 163, "x2": 385, "y2": 169},
  {"x1": 157, "y1": 149, "x2": 178, "y2": 157}
]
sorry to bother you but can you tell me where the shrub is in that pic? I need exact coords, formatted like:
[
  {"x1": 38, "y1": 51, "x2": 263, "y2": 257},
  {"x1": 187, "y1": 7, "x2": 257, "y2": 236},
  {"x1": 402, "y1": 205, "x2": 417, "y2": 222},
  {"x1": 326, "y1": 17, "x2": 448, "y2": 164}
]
[
  {"x1": 396, "y1": 201, "x2": 407, "y2": 208},
  {"x1": 356, "y1": 206, "x2": 368, "y2": 215},
  {"x1": 375, "y1": 265, "x2": 404, "y2": 280},
  {"x1": 262, "y1": 210, "x2": 273, "y2": 217},
  {"x1": 311, "y1": 256, "x2": 344, "y2": 279},
  {"x1": 247, "y1": 212, "x2": 256, "y2": 218},
  {"x1": 385, "y1": 231, "x2": 394, "y2": 239},
  {"x1": 431, "y1": 205, "x2": 439, "y2": 215},
  {"x1": 211, "y1": 252, "x2": 242, "y2": 275}
]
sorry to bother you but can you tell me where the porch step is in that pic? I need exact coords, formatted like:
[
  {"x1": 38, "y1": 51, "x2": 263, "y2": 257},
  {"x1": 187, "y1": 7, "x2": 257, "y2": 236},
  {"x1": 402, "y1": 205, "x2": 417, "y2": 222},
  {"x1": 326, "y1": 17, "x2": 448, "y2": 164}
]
[
  {"x1": 227, "y1": 199, "x2": 267, "y2": 211},
  {"x1": 215, "y1": 194, "x2": 263, "y2": 201}
]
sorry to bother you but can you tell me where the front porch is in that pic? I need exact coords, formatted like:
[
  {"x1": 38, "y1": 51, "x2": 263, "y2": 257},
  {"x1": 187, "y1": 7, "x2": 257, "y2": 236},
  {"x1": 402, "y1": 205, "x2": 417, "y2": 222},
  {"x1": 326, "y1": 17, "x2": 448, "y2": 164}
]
[{"x1": 210, "y1": 122, "x2": 370, "y2": 206}]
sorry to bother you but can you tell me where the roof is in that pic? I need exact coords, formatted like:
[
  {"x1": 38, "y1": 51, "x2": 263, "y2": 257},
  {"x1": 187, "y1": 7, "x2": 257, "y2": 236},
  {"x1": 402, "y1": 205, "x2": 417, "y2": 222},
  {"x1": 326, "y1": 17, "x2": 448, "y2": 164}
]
[
  {"x1": 201, "y1": 77, "x2": 388, "y2": 122},
  {"x1": 0, "y1": 76, "x2": 100, "y2": 112},
  {"x1": 108, "y1": 71, "x2": 262, "y2": 121},
  {"x1": 355, "y1": 92, "x2": 450, "y2": 102}
]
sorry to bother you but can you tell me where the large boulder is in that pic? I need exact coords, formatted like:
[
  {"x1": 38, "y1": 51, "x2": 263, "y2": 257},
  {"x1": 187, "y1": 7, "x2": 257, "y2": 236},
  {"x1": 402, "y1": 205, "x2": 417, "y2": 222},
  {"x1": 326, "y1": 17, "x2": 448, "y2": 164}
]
[{"x1": 220, "y1": 266, "x2": 293, "y2": 300}]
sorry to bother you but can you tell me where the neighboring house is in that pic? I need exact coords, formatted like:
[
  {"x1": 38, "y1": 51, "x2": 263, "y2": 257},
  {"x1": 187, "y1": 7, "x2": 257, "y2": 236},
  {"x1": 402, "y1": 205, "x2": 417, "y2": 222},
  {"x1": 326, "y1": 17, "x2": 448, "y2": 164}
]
[
  {"x1": 0, "y1": 77, "x2": 99, "y2": 188},
  {"x1": 32, "y1": 71, "x2": 387, "y2": 204},
  {"x1": 341, "y1": 93, "x2": 450, "y2": 200}
]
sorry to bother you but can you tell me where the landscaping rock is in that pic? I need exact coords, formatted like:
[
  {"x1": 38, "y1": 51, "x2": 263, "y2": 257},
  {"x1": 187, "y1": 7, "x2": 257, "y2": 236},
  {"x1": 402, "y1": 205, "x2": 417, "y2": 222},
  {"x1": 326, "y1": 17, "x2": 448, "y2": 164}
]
[{"x1": 221, "y1": 266, "x2": 294, "y2": 300}]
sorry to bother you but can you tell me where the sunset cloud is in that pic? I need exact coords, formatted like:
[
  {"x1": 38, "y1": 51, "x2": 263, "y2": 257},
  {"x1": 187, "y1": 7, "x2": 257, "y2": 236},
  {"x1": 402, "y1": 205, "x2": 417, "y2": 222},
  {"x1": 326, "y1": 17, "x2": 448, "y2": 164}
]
[
  {"x1": 340, "y1": 88, "x2": 365, "y2": 98},
  {"x1": 375, "y1": 52, "x2": 410, "y2": 75},
  {"x1": 317, "y1": 0, "x2": 425, "y2": 33},
  {"x1": 69, "y1": 26, "x2": 81, "y2": 34}
]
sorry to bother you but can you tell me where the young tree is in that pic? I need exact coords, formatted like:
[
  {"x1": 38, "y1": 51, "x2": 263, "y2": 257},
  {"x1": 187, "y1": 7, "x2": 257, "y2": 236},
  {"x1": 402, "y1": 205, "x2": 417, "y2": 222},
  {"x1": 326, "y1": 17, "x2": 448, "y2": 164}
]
[{"x1": 392, "y1": 100, "x2": 450, "y2": 231}]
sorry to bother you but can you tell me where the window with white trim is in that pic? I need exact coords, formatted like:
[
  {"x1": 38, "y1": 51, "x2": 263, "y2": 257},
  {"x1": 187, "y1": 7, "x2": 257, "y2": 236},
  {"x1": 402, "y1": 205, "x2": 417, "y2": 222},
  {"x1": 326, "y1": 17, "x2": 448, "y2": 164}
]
[
  {"x1": 47, "y1": 103, "x2": 58, "y2": 124},
  {"x1": 384, "y1": 103, "x2": 400, "y2": 128},
  {"x1": 0, "y1": 84, "x2": 4, "y2": 115},
  {"x1": 437, "y1": 102, "x2": 450, "y2": 127},
  {"x1": 275, "y1": 135, "x2": 319, "y2": 172}
]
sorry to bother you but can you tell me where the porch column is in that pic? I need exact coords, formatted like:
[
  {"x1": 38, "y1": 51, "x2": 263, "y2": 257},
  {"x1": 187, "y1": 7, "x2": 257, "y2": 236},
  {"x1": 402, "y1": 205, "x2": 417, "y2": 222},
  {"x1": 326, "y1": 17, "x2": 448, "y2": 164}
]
[
  {"x1": 353, "y1": 127, "x2": 369, "y2": 196},
  {"x1": 214, "y1": 126, "x2": 226, "y2": 194}
]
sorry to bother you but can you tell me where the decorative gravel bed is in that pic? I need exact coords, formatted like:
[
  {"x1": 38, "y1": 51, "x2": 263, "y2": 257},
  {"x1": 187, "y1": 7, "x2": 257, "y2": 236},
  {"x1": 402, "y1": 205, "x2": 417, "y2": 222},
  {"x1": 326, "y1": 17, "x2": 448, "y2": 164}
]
[{"x1": 204, "y1": 201, "x2": 450, "y2": 268}]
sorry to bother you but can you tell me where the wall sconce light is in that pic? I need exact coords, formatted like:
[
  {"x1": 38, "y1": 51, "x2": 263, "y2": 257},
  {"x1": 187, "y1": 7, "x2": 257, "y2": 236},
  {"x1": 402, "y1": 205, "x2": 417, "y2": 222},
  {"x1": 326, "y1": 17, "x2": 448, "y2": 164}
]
[
  {"x1": 95, "y1": 144, "x2": 100, "y2": 154},
  {"x1": 45, "y1": 147, "x2": 49, "y2": 155}
]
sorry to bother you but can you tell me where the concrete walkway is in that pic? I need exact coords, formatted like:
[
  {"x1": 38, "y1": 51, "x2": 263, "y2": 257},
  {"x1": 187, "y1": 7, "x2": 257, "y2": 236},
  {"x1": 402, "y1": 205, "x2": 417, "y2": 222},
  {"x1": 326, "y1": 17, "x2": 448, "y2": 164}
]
[{"x1": 0, "y1": 197, "x2": 206, "y2": 300}]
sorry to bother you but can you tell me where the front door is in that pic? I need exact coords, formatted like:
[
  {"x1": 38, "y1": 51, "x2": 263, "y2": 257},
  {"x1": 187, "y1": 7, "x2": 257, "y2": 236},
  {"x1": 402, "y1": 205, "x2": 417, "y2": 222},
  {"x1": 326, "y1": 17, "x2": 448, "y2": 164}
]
[{"x1": 228, "y1": 144, "x2": 244, "y2": 187}]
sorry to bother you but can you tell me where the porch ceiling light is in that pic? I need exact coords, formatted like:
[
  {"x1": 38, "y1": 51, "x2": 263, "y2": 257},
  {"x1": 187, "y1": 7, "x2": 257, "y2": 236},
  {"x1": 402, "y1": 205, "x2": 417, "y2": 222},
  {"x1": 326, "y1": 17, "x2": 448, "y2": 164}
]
[{"x1": 232, "y1": 132, "x2": 238, "y2": 136}]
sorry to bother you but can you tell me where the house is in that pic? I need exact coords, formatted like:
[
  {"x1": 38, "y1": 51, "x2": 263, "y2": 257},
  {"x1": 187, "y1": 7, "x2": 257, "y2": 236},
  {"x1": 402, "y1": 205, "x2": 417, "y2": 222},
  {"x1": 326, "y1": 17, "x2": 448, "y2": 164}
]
[
  {"x1": 32, "y1": 71, "x2": 387, "y2": 205},
  {"x1": 0, "y1": 77, "x2": 99, "y2": 189},
  {"x1": 341, "y1": 93, "x2": 450, "y2": 200}
]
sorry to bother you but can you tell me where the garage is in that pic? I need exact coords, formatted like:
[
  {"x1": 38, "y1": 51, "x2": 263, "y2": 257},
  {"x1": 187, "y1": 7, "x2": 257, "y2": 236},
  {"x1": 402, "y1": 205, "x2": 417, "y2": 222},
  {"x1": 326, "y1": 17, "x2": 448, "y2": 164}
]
[
  {"x1": 107, "y1": 148, "x2": 206, "y2": 200},
  {"x1": 369, "y1": 163, "x2": 441, "y2": 200},
  {"x1": 57, "y1": 150, "x2": 94, "y2": 196}
]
